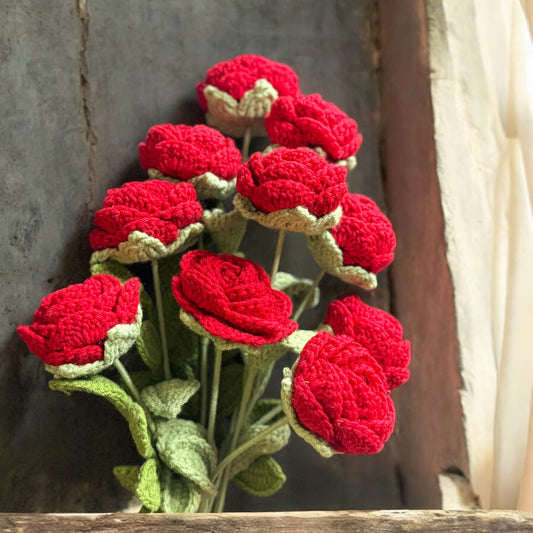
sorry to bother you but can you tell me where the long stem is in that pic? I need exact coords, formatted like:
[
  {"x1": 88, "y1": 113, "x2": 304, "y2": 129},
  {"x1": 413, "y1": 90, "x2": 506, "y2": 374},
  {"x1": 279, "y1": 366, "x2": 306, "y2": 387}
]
[
  {"x1": 270, "y1": 229, "x2": 286, "y2": 281},
  {"x1": 207, "y1": 348, "x2": 223, "y2": 447},
  {"x1": 212, "y1": 364, "x2": 258, "y2": 512},
  {"x1": 254, "y1": 404, "x2": 283, "y2": 427},
  {"x1": 242, "y1": 126, "x2": 252, "y2": 161},
  {"x1": 200, "y1": 337, "x2": 209, "y2": 427},
  {"x1": 292, "y1": 268, "x2": 326, "y2": 321},
  {"x1": 213, "y1": 416, "x2": 288, "y2": 484},
  {"x1": 151, "y1": 259, "x2": 171, "y2": 381},
  {"x1": 114, "y1": 359, "x2": 156, "y2": 433}
]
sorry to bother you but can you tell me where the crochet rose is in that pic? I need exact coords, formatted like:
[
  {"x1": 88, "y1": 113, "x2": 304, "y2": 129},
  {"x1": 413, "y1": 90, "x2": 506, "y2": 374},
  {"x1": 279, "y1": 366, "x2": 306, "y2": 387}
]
[
  {"x1": 89, "y1": 180, "x2": 204, "y2": 264},
  {"x1": 196, "y1": 54, "x2": 301, "y2": 137},
  {"x1": 324, "y1": 296, "x2": 410, "y2": 390},
  {"x1": 17, "y1": 275, "x2": 142, "y2": 378},
  {"x1": 172, "y1": 250, "x2": 298, "y2": 348},
  {"x1": 307, "y1": 193, "x2": 396, "y2": 289},
  {"x1": 234, "y1": 147, "x2": 348, "y2": 235},
  {"x1": 138, "y1": 124, "x2": 242, "y2": 199},
  {"x1": 281, "y1": 331, "x2": 395, "y2": 456},
  {"x1": 265, "y1": 93, "x2": 363, "y2": 168}
]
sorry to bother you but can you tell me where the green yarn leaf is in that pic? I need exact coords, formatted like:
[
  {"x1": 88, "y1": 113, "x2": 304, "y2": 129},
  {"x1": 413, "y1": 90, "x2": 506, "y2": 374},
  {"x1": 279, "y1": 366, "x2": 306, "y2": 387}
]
[
  {"x1": 154, "y1": 418, "x2": 217, "y2": 497},
  {"x1": 49, "y1": 375, "x2": 155, "y2": 459},
  {"x1": 228, "y1": 420, "x2": 290, "y2": 479},
  {"x1": 90, "y1": 259, "x2": 152, "y2": 313},
  {"x1": 202, "y1": 208, "x2": 247, "y2": 254},
  {"x1": 136, "y1": 458, "x2": 161, "y2": 511},
  {"x1": 159, "y1": 467, "x2": 202, "y2": 513},
  {"x1": 217, "y1": 362, "x2": 244, "y2": 417},
  {"x1": 113, "y1": 465, "x2": 140, "y2": 495},
  {"x1": 141, "y1": 378, "x2": 200, "y2": 419},
  {"x1": 233, "y1": 455, "x2": 286, "y2": 497},
  {"x1": 136, "y1": 320, "x2": 163, "y2": 377},
  {"x1": 113, "y1": 458, "x2": 161, "y2": 512},
  {"x1": 272, "y1": 271, "x2": 320, "y2": 311},
  {"x1": 157, "y1": 254, "x2": 200, "y2": 368}
]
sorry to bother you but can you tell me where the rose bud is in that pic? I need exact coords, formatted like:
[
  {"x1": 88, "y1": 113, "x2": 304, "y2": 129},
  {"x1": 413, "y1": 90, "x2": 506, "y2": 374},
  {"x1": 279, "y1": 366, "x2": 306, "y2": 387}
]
[
  {"x1": 265, "y1": 93, "x2": 363, "y2": 169},
  {"x1": 139, "y1": 124, "x2": 242, "y2": 200},
  {"x1": 89, "y1": 180, "x2": 204, "y2": 265},
  {"x1": 324, "y1": 295, "x2": 410, "y2": 390},
  {"x1": 17, "y1": 275, "x2": 142, "y2": 379}
]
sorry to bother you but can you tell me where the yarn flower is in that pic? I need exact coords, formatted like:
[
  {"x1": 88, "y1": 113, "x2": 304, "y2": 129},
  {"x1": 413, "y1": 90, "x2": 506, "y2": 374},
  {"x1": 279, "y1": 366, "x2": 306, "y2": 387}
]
[
  {"x1": 307, "y1": 193, "x2": 396, "y2": 289},
  {"x1": 89, "y1": 180, "x2": 204, "y2": 265},
  {"x1": 138, "y1": 124, "x2": 242, "y2": 200},
  {"x1": 324, "y1": 296, "x2": 410, "y2": 390},
  {"x1": 265, "y1": 93, "x2": 363, "y2": 169},
  {"x1": 234, "y1": 147, "x2": 347, "y2": 235},
  {"x1": 172, "y1": 250, "x2": 298, "y2": 350},
  {"x1": 17, "y1": 275, "x2": 142, "y2": 379},
  {"x1": 196, "y1": 54, "x2": 301, "y2": 137},
  {"x1": 281, "y1": 331, "x2": 395, "y2": 457}
]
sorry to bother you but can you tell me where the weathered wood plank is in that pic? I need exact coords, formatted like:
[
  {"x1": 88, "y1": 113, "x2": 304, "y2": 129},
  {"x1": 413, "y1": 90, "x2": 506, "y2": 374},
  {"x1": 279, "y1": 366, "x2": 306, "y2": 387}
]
[{"x1": 1, "y1": 511, "x2": 532, "y2": 533}]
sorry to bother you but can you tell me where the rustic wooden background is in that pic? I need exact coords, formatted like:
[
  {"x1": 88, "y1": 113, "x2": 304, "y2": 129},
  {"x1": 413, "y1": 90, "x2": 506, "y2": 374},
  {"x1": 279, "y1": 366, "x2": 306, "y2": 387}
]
[{"x1": 0, "y1": 0, "x2": 467, "y2": 512}]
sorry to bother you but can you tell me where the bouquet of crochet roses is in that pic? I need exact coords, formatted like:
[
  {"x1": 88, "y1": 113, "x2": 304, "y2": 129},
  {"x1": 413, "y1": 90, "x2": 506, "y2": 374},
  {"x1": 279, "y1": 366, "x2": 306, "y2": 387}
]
[{"x1": 17, "y1": 54, "x2": 410, "y2": 513}]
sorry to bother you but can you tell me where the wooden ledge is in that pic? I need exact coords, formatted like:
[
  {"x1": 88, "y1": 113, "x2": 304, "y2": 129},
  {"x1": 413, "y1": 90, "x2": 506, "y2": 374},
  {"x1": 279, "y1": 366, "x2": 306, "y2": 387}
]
[{"x1": 0, "y1": 510, "x2": 532, "y2": 532}]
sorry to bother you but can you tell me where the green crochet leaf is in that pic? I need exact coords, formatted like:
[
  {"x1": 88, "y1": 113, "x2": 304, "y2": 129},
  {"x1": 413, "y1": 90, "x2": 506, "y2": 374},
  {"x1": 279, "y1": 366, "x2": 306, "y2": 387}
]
[
  {"x1": 136, "y1": 320, "x2": 163, "y2": 377},
  {"x1": 113, "y1": 465, "x2": 139, "y2": 495},
  {"x1": 217, "y1": 362, "x2": 244, "y2": 417},
  {"x1": 233, "y1": 455, "x2": 286, "y2": 497},
  {"x1": 136, "y1": 458, "x2": 161, "y2": 511},
  {"x1": 141, "y1": 379, "x2": 200, "y2": 419},
  {"x1": 154, "y1": 418, "x2": 217, "y2": 497},
  {"x1": 126, "y1": 370, "x2": 158, "y2": 393},
  {"x1": 159, "y1": 467, "x2": 202, "y2": 513},
  {"x1": 113, "y1": 458, "x2": 161, "y2": 512},
  {"x1": 228, "y1": 420, "x2": 290, "y2": 479},
  {"x1": 90, "y1": 259, "x2": 152, "y2": 313},
  {"x1": 202, "y1": 208, "x2": 248, "y2": 254},
  {"x1": 272, "y1": 271, "x2": 320, "y2": 311},
  {"x1": 49, "y1": 375, "x2": 155, "y2": 459}
]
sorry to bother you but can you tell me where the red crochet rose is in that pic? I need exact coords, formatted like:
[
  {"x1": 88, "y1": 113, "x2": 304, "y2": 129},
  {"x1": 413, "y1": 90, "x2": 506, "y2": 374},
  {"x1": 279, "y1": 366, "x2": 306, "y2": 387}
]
[
  {"x1": 324, "y1": 296, "x2": 410, "y2": 390},
  {"x1": 331, "y1": 193, "x2": 396, "y2": 273},
  {"x1": 291, "y1": 331, "x2": 395, "y2": 455},
  {"x1": 89, "y1": 180, "x2": 203, "y2": 252},
  {"x1": 17, "y1": 275, "x2": 141, "y2": 368},
  {"x1": 196, "y1": 54, "x2": 300, "y2": 112},
  {"x1": 236, "y1": 147, "x2": 347, "y2": 217},
  {"x1": 172, "y1": 250, "x2": 298, "y2": 347},
  {"x1": 138, "y1": 124, "x2": 241, "y2": 181},
  {"x1": 265, "y1": 93, "x2": 363, "y2": 161}
]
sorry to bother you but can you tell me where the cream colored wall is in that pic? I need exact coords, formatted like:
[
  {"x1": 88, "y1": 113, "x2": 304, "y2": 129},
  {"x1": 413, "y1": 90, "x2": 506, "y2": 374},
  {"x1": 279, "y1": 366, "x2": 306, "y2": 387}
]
[{"x1": 427, "y1": 0, "x2": 533, "y2": 510}]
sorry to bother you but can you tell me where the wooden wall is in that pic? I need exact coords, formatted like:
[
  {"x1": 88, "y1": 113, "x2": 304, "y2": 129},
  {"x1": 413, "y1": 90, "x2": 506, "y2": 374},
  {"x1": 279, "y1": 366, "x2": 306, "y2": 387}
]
[{"x1": 0, "y1": 0, "x2": 467, "y2": 512}]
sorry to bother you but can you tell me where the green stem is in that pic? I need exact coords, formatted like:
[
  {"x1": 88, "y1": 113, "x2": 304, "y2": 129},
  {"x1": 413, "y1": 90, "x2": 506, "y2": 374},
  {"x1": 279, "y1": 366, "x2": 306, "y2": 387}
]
[
  {"x1": 292, "y1": 268, "x2": 326, "y2": 321},
  {"x1": 254, "y1": 404, "x2": 283, "y2": 427},
  {"x1": 270, "y1": 229, "x2": 286, "y2": 281},
  {"x1": 213, "y1": 416, "x2": 288, "y2": 484},
  {"x1": 114, "y1": 359, "x2": 156, "y2": 434},
  {"x1": 207, "y1": 348, "x2": 223, "y2": 447},
  {"x1": 242, "y1": 126, "x2": 252, "y2": 161},
  {"x1": 200, "y1": 337, "x2": 209, "y2": 427},
  {"x1": 212, "y1": 363, "x2": 258, "y2": 512},
  {"x1": 151, "y1": 259, "x2": 171, "y2": 381}
]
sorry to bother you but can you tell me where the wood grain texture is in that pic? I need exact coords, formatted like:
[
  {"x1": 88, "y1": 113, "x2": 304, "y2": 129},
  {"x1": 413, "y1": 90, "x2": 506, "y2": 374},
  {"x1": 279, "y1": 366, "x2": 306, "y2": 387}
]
[
  {"x1": 1, "y1": 511, "x2": 532, "y2": 533},
  {"x1": 378, "y1": 0, "x2": 470, "y2": 508}
]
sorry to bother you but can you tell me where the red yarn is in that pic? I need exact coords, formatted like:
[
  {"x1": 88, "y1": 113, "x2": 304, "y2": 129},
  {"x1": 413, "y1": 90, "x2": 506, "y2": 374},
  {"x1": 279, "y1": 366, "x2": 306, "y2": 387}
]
[
  {"x1": 138, "y1": 124, "x2": 242, "y2": 181},
  {"x1": 196, "y1": 54, "x2": 301, "y2": 111},
  {"x1": 172, "y1": 250, "x2": 298, "y2": 347},
  {"x1": 89, "y1": 180, "x2": 203, "y2": 251},
  {"x1": 324, "y1": 296, "x2": 410, "y2": 390},
  {"x1": 236, "y1": 147, "x2": 348, "y2": 217},
  {"x1": 330, "y1": 193, "x2": 396, "y2": 273},
  {"x1": 291, "y1": 331, "x2": 395, "y2": 455},
  {"x1": 17, "y1": 275, "x2": 140, "y2": 367},
  {"x1": 265, "y1": 93, "x2": 363, "y2": 160}
]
